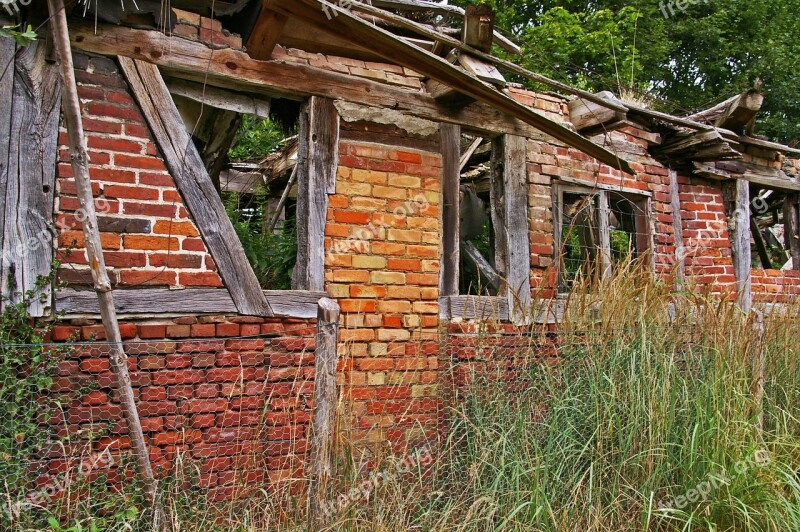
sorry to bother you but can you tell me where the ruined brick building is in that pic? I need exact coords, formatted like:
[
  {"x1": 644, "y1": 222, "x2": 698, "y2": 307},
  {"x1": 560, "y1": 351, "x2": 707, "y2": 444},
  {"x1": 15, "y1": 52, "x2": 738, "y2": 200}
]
[{"x1": 2, "y1": 0, "x2": 799, "y2": 498}]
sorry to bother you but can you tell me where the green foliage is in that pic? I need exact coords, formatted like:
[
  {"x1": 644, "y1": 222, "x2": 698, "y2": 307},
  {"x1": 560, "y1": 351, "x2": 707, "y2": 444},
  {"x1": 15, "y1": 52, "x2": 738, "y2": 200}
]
[
  {"x1": 227, "y1": 116, "x2": 289, "y2": 163},
  {"x1": 223, "y1": 191, "x2": 296, "y2": 289},
  {"x1": 0, "y1": 263, "x2": 72, "y2": 528},
  {"x1": 0, "y1": 24, "x2": 37, "y2": 46},
  {"x1": 453, "y1": 0, "x2": 800, "y2": 143}
]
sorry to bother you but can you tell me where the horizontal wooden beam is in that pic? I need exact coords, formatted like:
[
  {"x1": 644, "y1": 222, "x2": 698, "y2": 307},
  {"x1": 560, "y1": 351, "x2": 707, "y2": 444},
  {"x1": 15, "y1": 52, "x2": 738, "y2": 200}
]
[
  {"x1": 165, "y1": 77, "x2": 271, "y2": 117},
  {"x1": 56, "y1": 288, "x2": 326, "y2": 318},
  {"x1": 554, "y1": 176, "x2": 653, "y2": 197},
  {"x1": 67, "y1": 21, "x2": 571, "y2": 140},
  {"x1": 438, "y1": 295, "x2": 563, "y2": 324}
]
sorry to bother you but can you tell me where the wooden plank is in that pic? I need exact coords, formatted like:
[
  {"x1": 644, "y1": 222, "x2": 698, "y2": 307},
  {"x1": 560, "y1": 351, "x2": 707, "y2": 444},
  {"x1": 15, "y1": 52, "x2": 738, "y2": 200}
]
[
  {"x1": 723, "y1": 180, "x2": 752, "y2": 312},
  {"x1": 783, "y1": 195, "x2": 800, "y2": 271},
  {"x1": 0, "y1": 37, "x2": 14, "y2": 300},
  {"x1": 554, "y1": 176, "x2": 652, "y2": 197},
  {"x1": 247, "y1": 0, "x2": 289, "y2": 60},
  {"x1": 751, "y1": 217, "x2": 773, "y2": 269},
  {"x1": 118, "y1": 57, "x2": 273, "y2": 316},
  {"x1": 440, "y1": 123, "x2": 460, "y2": 297},
  {"x1": 68, "y1": 22, "x2": 558, "y2": 141},
  {"x1": 492, "y1": 134, "x2": 531, "y2": 324},
  {"x1": 597, "y1": 191, "x2": 612, "y2": 281},
  {"x1": 293, "y1": 96, "x2": 337, "y2": 291},
  {"x1": 272, "y1": 0, "x2": 633, "y2": 173},
  {"x1": 688, "y1": 89, "x2": 763, "y2": 133},
  {"x1": 458, "y1": 53, "x2": 505, "y2": 86},
  {"x1": 308, "y1": 297, "x2": 340, "y2": 528},
  {"x1": 568, "y1": 91, "x2": 624, "y2": 133},
  {"x1": 669, "y1": 169, "x2": 685, "y2": 286},
  {"x1": 326, "y1": 0, "x2": 626, "y2": 114},
  {"x1": 463, "y1": 4, "x2": 494, "y2": 53},
  {"x1": 439, "y1": 295, "x2": 508, "y2": 321},
  {"x1": 462, "y1": 240, "x2": 501, "y2": 292},
  {"x1": 1, "y1": 41, "x2": 61, "y2": 317},
  {"x1": 55, "y1": 288, "x2": 325, "y2": 318},
  {"x1": 165, "y1": 77, "x2": 271, "y2": 117}
]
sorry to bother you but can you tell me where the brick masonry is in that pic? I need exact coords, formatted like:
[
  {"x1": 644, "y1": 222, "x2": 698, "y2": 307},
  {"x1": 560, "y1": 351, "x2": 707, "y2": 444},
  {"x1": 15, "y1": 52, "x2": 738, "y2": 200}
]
[{"x1": 38, "y1": 47, "x2": 800, "y2": 494}]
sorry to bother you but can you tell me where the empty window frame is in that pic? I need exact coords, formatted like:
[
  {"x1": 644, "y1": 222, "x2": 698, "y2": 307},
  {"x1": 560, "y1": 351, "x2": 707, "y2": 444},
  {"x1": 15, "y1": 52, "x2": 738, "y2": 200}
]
[
  {"x1": 553, "y1": 183, "x2": 652, "y2": 291},
  {"x1": 748, "y1": 186, "x2": 800, "y2": 271},
  {"x1": 440, "y1": 126, "x2": 531, "y2": 321}
]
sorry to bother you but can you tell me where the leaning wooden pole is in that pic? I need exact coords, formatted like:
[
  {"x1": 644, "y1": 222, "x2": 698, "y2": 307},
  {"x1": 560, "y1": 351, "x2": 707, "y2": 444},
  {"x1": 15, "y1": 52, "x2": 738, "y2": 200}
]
[
  {"x1": 308, "y1": 297, "x2": 341, "y2": 527},
  {"x1": 46, "y1": 0, "x2": 161, "y2": 517}
]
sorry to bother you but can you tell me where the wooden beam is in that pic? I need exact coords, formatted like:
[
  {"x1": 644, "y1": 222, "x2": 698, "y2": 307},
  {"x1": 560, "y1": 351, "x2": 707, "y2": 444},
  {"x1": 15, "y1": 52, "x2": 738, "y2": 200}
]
[
  {"x1": 440, "y1": 123, "x2": 460, "y2": 297},
  {"x1": 56, "y1": 288, "x2": 325, "y2": 318},
  {"x1": 723, "y1": 180, "x2": 752, "y2": 312},
  {"x1": 688, "y1": 88, "x2": 763, "y2": 133},
  {"x1": 438, "y1": 295, "x2": 564, "y2": 323},
  {"x1": 669, "y1": 169, "x2": 685, "y2": 286},
  {"x1": 67, "y1": 21, "x2": 571, "y2": 140},
  {"x1": 293, "y1": 96, "x2": 338, "y2": 291},
  {"x1": 1, "y1": 41, "x2": 61, "y2": 317},
  {"x1": 491, "y1": 134, "x2": 531, "y2": 324},
  {"x1": 554, "y1": 176, "x2": 652, "y2": 197},
  {"x1": 462, "y1": 240, "x2": 501, "y2": 292},
  {"x1": 165, "y1": 77, "x2": 271, "y2": 117},
  {"x1": 459, "y1": 136, "x2": 484, "y2": 172},
  {"x1": 597, "y1": 191, "x2": 612, "y2": 281},
  {"x1": 463, "y1": 4, "x2": 494, "y2": 53},
  {"x1": 272, "y1": 0, "x2": 633, "y2": 173},
  {"x1": 308, "y1": 297, "x2": 340, "y2": 528},
  {"x1": 247, "y1": 0, "x2": 289, "y2": 60},
  {"x1": 750, "y1": 217, "x2": 773, "y2": 269},
  {"x1": 118, "y1": 57, "x2": 273, "y2": 316},
  {"x1": 457, "y1": 53, "x2": 505, "y2": 86},
  {"x1": 329, "y1": 0, "x2": 627, "y2": 113},
  {"x1": 783, "y1": 194, "x2": 800, "y2": 271},
  {"x1": 568, "y1": 91, "x2": 626, "y2": 134}
]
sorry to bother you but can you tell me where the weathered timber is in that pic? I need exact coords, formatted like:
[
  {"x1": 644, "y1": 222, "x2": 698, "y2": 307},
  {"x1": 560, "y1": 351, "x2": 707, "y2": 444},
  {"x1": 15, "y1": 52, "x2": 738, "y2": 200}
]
[
  {"x1": 568, "y1": 91, "x2": 626, "y2": 134},
  {"x1": 463, "y1": 4, "x2": 494, "y2": 53},
  {"x1": 247, "y1": 0, "x2": 289, "y2": 60},
  {"x1": 56, "y1": 288, "x2": 326, "y2": 318},
  {"x1": 462, "y1": 240, "x2": 501, "y2": 292},
  {"x1": 723, "y1": 179, "x2": 752, "y2": 312},
  {"x1": 669, "y1": 170, "x2": 685, "y2": 286},
  {"x1": 165, "y1": 77, "x2": 271, "y2": 117},
  {"x1": 458, "y1": 53, "x2": 505, "y2": 86},
  {"x1": 597, "y1": 190, "x2": 612, "y2": 281},
  {"x1": 272, "y1": 0, "x2": 633, "y2": 173},
  {"x1": 491, "y1": 134, "x2": 531, "y2": 324},
  {"x1": 439, "y1": 295, "x2": 564, "y2": 323},
  {"x1": 459, "y1": 136, "x2": 484, "y2": 172},
  {"x1": 118, "y1": 57, "x2": 272, "y2": 316},
  {"x1": 266, "y1": 164, "x2": 298, "y2": 234},
  {"x1": 67, "y1": 22, "x2": 587, "y2": 141},
  {"x1": 694, "y1": 161, "x2": 800, "y2": 191},
  {"x1": 328, "y1": 0, "x2": 627, "y2": 113},
  {"x1": 783, "y1": 194, "x2": 800, "y2": 271},
  {"x1": 440, "y1": 123, "x2": 460, "y2": 297},
  {"x1": 293, "y1": 97, "x2": 338, "y2": 291},
  {"x1": 750, "y1": 217, "x2": 773, "y2": 269},
  {"x1": 47, "y1": 0, "x2": 161, "y2": 521},
  {"x1": 688, "y1": 89, "x2": 763, "y2": 133},
  {"x1": 308, "y1": 298, "x2": 340, "y2": 527},
  {"x1": 554, "y1": 175, "x2": 652, "y2": 197},
  {"x1": 0, "y1": 41, "x2": 61, "y2": 317}
]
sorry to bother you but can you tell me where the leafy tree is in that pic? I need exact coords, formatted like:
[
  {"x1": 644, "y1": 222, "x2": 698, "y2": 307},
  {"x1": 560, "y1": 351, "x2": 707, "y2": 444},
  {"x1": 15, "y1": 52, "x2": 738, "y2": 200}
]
[{"x1": 452, "y1": 0, "x2": 800, "y2": 144}]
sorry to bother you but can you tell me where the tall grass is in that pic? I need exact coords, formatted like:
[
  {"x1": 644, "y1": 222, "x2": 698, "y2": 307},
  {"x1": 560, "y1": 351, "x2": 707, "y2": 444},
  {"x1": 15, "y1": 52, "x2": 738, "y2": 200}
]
[{"x1": 10, "y1": 264, "x2": 800, "y2": 530}]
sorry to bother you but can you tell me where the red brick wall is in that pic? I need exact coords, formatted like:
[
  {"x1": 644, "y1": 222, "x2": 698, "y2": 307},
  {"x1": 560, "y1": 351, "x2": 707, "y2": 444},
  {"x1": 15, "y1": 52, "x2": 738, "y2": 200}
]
[
  {"x1": 325, "y1": 132, "x2": 441, "y2": 453},
  {"x1": 46, "y1": 315, "x2": 315, "y2": 500},
  {"x1": 55, "y1": 53, "x2": 223, "y2": 290}
]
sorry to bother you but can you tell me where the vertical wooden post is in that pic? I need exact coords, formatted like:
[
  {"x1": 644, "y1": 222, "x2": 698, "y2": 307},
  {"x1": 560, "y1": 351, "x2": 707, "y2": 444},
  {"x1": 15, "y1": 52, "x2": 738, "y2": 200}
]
[
  {"x1": 491, "y1": 134, "x2": 531, "y2": 325},
  {"x1": 753, "y1": 310, "x2": 766, "y2": 436},
  {"x1": 783, "y1": 194, "x2": 800, "y2": 270},
  {"x1": 46, "y1": 0, "x2": 162, "y2": 522},
  {"x1": 308, "y1": 297, "x2": 341, "y2": 527},
  {"x1": 596, "y1": 191, "x2": 612, "y2": 282},
  {"x1": 725, "y1": 179, "x2": 752, "y2": 313},
  {"x1": 293, "y1": 96, "x2": 339, "y2": 291},
  {"x1": 669, "y1": 169, "x2": 686, "y2": 288},
  {"x1": 439, "y1": 123, "x2": 460, "y2": 297}
]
